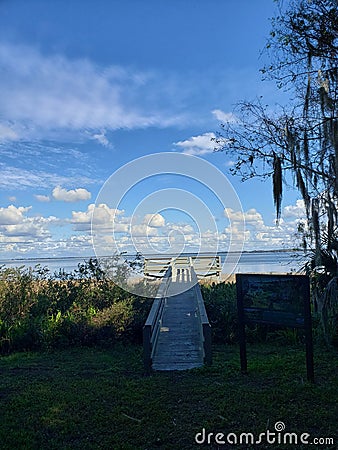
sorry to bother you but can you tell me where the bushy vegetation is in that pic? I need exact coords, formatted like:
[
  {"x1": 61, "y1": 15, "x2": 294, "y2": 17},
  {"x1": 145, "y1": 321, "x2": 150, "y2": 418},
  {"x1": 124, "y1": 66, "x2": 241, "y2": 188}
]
[
  {"x1": 202, "y1": 281, "x2": 330, "y2": 347},
  {"x1": 202, "y1": 281, "x2": 237, "y2": 343},
  {"x1": 0, "y1": 259, "x2": 335, "y2": 355},
  {"x1": 0, "y1": 259, "x2": 153, "y2": 354}
]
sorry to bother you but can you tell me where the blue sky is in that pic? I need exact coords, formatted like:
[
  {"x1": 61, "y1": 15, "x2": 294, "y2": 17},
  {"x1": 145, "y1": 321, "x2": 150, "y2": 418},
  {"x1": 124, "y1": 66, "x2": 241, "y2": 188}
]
[{"x1": 0, "y1": 0, "x2": 306, "y2": 259}]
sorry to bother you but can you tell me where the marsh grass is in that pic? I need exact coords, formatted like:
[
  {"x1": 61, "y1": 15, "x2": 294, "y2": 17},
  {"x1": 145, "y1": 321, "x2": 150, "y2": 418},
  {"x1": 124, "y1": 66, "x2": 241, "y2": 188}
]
[{"x1": 0, "y1": 261, "x2": 154, "y2": 354}]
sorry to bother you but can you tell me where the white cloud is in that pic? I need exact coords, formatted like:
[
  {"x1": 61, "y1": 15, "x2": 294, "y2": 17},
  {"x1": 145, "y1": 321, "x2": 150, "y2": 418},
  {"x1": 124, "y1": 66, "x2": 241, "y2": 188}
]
[
  {"x1": 8, "y1": 196, "x2": 16, "y2": 202},
  {"x1": 143, "y1": 213, "x2": 165, "y2": 228},
  {"x1": 0, "y1": 205, "x2": 31, "y2": 225},
  {"x1": 212, "y1": 109, "x2": 237, "y2": 124},
  {"x1": 223, "y1": 204, "x2": 308, "y2": 250},
  {"x1": 71, "y1": 205, "x2": 95, "y2": 225},
  {"x1": 224, "y1": 160, "x2": 235, "y2": 168},
  {"x1": 0, "y1": 206, "x2": 61, "y2": 247},
  {"x1": 174, "y1": 132, "x2": 216, "y2": 156},
  {"x1": 225, "y1": 208, "x2": 267, "y2": 229},
  {"x1": 89, "y1": 130, "x2": 112, "y2": 148},
  {"x1": 0, "y1": 200, "x2": 309, "y2": 258},
  {"x1": 131, "y1": 224, "x2": 158, "y2": 237},
  {"x1": 167, "y1": 223, "x2": 194, "y2": 234},
  {"x1": 3, "y1": 222, "x2": 48, "y2": 238},
  {"x1": 0, "y1": 163, "x2": 96, "y2": 190},
  {"x1": 52, "y1": 186, "x2": 91, "y2": 202},
  {"x1": 71, "y1": 203, "x2": 125, "y2": 231},
  {"x1": 0, "y1": 123, "x2": 18, "y2": 141},
  {"x1": 0, "y1": 43, "x2": 186, "y2": 142},
  {"x1": 283, "y1": 199, "x2": 306, "y2": 218},
  {"x1": 35, "y1": 194, "x2": 50, "y2": 202},
  {"x1": 224, "y1": 208, "x2": 246, "y2": 222}
]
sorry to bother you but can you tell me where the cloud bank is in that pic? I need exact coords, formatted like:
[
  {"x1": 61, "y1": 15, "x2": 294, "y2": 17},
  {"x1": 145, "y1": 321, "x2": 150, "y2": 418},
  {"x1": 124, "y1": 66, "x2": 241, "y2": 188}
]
[
  {"x1": 0, "y1": 199, "x2": 307, "y2": 257},
  {"x1": 0, "y1": 43, "x2": 187, "y2": 142}
]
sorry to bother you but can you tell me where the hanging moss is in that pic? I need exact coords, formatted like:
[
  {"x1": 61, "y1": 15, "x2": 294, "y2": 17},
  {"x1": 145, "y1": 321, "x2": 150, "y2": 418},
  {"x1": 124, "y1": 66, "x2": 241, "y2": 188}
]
[
  {"x1": 311, "y1": 198, "x2": 320, "y2": 249},
  {"x1": 296, "y1": 169, "x2": 310, "y2": 214},
  {"x1": 217, "y1": 0, "x2": 338, "y2": 345},
  {"x1": 272, "y1": 153, "x2": 283, "y2": 221}
]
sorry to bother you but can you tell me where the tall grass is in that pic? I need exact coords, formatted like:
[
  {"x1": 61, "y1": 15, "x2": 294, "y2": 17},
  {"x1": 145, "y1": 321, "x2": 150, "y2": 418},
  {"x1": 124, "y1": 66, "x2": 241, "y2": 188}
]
[{"x1": 0, "y1": 259, "x2": 153, "y2": 354}]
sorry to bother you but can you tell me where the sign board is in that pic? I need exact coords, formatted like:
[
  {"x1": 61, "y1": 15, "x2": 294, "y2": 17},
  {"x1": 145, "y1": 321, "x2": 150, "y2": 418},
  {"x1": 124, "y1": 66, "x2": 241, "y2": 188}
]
[{"x1": 236, "y1": 273, "x2": 314, "y2": 382}]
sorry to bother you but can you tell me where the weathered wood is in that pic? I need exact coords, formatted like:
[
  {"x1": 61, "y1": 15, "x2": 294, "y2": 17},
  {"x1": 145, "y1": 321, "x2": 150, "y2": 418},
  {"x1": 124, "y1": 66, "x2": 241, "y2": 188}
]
[
  {"x1": 143, "y1": 261, "x2": 212, "y2": 372},
  {"x1": 191, "y1": 270, "x2": 212, "y2": 365},
  {"x1": 143, "y1": 267, "x2": 171, "y2": 374},
  {"x1": 144, "y1": 255, "x2": 221, "y2": 279},
  {"x1": 152, "y1": 284, "x2": 204, "y2": 371}
]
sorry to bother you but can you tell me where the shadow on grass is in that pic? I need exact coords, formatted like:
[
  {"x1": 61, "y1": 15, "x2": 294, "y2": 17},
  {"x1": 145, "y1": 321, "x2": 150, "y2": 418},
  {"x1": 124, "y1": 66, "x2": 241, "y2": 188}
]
[{"x1": 0, "y1": 343, "x2": 337, "y2": 449}]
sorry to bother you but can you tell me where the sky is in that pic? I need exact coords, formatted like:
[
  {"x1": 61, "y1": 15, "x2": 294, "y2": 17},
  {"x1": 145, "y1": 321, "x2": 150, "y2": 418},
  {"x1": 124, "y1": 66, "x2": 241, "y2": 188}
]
[{"x1": 0, "y1": 0, "x2": 306, "y2": 259}]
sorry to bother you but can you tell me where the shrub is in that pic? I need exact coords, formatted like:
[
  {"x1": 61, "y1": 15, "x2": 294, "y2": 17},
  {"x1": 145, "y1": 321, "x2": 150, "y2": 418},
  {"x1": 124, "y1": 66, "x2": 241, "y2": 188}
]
[
  {"x1": 0, "y1": 260, "x2": 154, "y2": 354},
  {"x1": 201, "y1": 281, "x2": 237, "y2": 343},
  {"x1": 201, "y1": 280, "x2": 310, "y2": 345}
]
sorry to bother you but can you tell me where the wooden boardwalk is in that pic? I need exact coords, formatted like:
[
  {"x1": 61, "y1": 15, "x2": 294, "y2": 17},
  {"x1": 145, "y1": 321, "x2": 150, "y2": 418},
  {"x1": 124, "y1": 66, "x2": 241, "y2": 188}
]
[
  {"x1": 143, "y1": 260, "x2": 212, "y2": 373},
  {"x1": 151, "y1": 267, "x2": 204, "y2": 371}
]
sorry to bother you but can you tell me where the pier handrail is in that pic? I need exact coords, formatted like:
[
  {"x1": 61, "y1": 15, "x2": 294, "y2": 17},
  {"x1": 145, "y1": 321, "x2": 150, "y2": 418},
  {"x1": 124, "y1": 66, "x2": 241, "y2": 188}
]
[
  {"x1": 144, "y1": 258, "x2": 171, "y2": 278},
  {"x1": 191, "y1": 268, "x2": 212, "y2": 365},
  {"x1": 143, "y1": 266, "x2": 172, "y2": 374},
  {"x1": 192, "y1": 255, "x2": 221, "y2": 278},
  {"x1": 144, "y1": 255, "x2": 221, "y2": 278}
]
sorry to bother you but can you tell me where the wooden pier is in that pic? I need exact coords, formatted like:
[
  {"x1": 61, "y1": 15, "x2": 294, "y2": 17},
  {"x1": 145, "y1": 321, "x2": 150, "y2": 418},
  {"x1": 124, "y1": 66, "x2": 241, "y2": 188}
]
[{"x1": 143, "y1": 258, "x2": 213, "y2": 372}]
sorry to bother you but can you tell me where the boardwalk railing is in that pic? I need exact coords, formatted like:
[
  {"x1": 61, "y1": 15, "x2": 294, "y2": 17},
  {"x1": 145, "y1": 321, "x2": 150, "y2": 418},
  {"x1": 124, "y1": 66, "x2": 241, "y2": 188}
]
[
  {"x1": 144, "y1": 258, "x2": 172, "y2": 278},
  {"x1": 191, "y1": 255, "x2": 221, "y2": 278},
  {"x1": 191, "y1": 268, "x2": 212, "y2": 365},
  {"x1": 143, "y1": 266, "x2": 172, "y2": 374},
  {"x1": 144, "y1": 255, "x2": 221, "y2": 279}
]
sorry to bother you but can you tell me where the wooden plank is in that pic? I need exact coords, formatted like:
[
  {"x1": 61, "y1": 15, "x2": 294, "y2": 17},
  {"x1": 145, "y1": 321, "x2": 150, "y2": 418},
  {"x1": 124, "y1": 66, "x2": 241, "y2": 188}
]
[
  {"x1": 143, "y1": 262, "x2": 212, "y2": 372},
  {"x1": 152, "y1": 283, "x2": 204, "y2": 371}
]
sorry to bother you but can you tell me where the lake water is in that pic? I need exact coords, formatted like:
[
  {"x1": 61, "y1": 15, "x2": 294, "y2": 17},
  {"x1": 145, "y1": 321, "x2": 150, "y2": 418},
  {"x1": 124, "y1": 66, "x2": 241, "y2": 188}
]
[{"x1": 0, "y1": 251, "x2": 307, "y2": 276}]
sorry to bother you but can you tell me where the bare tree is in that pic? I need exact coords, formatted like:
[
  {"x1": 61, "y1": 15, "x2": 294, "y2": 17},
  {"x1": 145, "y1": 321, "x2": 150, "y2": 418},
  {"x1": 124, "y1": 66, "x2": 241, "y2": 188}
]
[{"x1": 216, "y1": 0, "x2": 338, "y2": 344}]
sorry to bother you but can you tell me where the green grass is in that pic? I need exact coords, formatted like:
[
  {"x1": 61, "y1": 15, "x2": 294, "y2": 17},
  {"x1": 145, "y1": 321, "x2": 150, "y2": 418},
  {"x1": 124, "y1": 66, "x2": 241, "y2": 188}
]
[{"x1": 0, "y1": 343, "x2": 337, "y2": 450}]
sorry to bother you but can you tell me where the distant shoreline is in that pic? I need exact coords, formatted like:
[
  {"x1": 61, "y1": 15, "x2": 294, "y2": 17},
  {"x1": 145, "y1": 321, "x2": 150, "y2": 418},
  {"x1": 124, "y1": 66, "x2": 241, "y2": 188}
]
[
  {"x1": 0, "y1": 248, "x2": 304, "y2": 263},
  {"x1": 0, "y1": 250, "x2": 306, "y2": 277}
]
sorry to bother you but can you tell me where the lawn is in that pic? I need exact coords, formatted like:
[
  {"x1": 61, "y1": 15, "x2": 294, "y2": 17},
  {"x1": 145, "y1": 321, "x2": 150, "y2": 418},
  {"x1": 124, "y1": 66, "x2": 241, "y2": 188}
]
[{"x1": 0, "y1": 343, "x2": 337, "y2": 449}]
